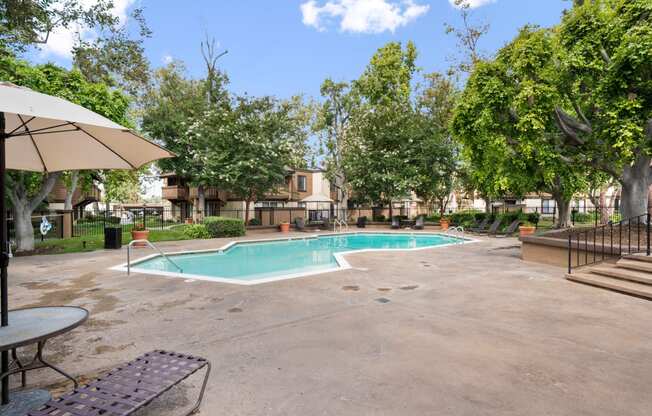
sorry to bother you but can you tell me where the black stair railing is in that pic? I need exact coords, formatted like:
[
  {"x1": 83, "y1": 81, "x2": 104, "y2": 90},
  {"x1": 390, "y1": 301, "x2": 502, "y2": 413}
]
[{"x1": 567, "y1": 213, "x2": 650, "y2": 274}]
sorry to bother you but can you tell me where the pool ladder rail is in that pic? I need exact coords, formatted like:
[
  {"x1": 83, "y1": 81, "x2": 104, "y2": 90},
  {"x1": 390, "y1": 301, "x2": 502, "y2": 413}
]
[
  {"x1": 126, "y1": 239, "x2": 183, "y2": 275},
  {"x1": 333, "y1": 218, "x2": 349, "y2": 233},
  {"x1": 445, "y1": 226, "x2": 465, "y2": 240}
]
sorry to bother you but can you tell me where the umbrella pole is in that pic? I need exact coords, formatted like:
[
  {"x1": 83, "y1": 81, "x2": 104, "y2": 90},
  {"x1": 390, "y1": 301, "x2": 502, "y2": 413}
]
[{"x1": 0, "y1": 112, "x2": 8, "y2": 405}]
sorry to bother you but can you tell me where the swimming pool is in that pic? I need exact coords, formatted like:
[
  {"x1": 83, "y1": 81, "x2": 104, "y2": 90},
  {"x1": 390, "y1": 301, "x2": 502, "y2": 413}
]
[{"x1": 120, "y1": 232, "x2": 470, "y2": 285}]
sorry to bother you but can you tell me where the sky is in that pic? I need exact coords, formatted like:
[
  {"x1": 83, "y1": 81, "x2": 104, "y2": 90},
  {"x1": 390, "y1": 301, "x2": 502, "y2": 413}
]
[{"x1": 34, "y1": 0, "x2": 571, "y2": 101}]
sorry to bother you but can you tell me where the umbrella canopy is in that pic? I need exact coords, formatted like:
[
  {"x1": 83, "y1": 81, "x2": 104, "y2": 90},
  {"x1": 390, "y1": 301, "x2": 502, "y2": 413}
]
[
  {"x1": 0, "y1": 82, "x2": 172, "y2": 172},
  {"x1": 0, "y1": 81, "x2": 174, "y2": 404}
]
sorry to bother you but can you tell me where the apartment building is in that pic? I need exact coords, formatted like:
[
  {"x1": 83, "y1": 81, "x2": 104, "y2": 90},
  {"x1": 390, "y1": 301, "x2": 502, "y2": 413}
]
[{"x1": 161, "y1": 168, "x2": 337, "y2": 224}]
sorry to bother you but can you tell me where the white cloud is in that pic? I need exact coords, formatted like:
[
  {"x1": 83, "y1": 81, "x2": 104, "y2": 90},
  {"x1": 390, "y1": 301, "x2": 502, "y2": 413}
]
[
  {"x1": 300, "y1": 0, "x2": 430, "y2": 34},
  {"x1": 448, "y1": 0, "x2": 496, "y2": 9},
  {"x1": 40, "y1": 0, "x2": 135, "y2": 59},
  {"x1": 162, "y1": 55, "x2": 173, "y2": 64}
]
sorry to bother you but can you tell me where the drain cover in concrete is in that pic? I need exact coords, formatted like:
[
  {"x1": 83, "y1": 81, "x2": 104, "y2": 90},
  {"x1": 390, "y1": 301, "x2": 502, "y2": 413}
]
[{"x1": 375, "y1": 298, "x2": 391, "y2": 304}]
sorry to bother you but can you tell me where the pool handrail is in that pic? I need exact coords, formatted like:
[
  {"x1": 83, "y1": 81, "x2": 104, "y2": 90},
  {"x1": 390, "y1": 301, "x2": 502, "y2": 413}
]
[
  {"x1": 127, "y1": 239, "x2": 183, "y2": 275},
  {"x1": 333, "y1": 218, "x2": 349, "y2": 233}
]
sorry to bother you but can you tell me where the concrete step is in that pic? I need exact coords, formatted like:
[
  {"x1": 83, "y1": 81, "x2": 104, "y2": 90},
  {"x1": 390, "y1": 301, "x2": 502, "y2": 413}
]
[
  {"x1": 624, "y1": 253, "x2": 652, "y2": 263},
  {"x1": 566, "y1": 272, "x2": 652, "y2": 300},
  {"x1": 616, "y1": 258, "x2": 652, "y2": 273},
  {"x1": 590, "y1": 263, "x2": 652, "y2": 285}
]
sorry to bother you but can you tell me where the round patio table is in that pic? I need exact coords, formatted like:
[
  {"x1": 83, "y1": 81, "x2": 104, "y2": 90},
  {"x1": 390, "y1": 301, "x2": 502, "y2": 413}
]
[{"x1": 0, "y1": 307, "x2": 88, "y2": 399}]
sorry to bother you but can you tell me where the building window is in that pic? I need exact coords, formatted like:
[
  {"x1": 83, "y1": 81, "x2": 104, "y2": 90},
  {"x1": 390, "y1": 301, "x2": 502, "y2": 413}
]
[
  {"x1": 256, "y1": 201, "x2": 283, "y2": 208},
  {"x1": 298, "y1": 175, "x2": 307, "y2": 192},
  {"x1": 542, "y1": 199, "x2": 555, "y2": 214}
]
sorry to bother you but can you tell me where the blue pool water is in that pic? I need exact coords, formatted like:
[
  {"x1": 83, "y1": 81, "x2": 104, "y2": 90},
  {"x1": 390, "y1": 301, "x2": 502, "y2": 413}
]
[{"x1": 132, "y1": 233, "x2": 464, "y2": 282}]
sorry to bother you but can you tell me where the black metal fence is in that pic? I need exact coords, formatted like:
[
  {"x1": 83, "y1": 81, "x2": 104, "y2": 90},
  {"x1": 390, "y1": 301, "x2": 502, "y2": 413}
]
[
  {"x1": 567, "y1": 213, "x2": 650, "y2": 274},
  {"x1": 7, "y1": 212, "x2": 64, "y2": 242}
]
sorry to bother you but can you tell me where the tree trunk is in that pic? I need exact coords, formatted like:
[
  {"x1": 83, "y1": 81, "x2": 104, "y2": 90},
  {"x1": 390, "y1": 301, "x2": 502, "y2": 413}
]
[
  {"x1": 552, "y1": 193, "x2": 572, "y2": 228},
  {"x1": 483, "y1": 197, "x2": 492, "y2": 214},
  {"x1": 64, "y1": 171, "x2": 80, "y2": 211},
  {"x1": 388, "y1": 203, "x2": 393, "y2": 219},
  {"x1": 599, "y1": 190, "x2": 609, "y2": 224},
  {"x1": 8, "y1": 173, "x2": 60, "y2": 252},
  {"x1": 12, "y1": 202, "x2": 35, "y2": 252},
  {"x1": 194, "y1": 185, "x2": 205, "y2": 223},
  {"x1": 619, "y1": 154, "x2": 651, "y2": 221},
  {"x1": 647, "y1": 184, "x2": 652, "y2": 217},
  {"x1": 244, "y1": 199, "x2": 251, "y2": 225}
]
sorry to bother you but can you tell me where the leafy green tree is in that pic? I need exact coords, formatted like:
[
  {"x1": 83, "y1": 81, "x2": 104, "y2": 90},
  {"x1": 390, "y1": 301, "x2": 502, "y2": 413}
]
[
  {"x1": 549, "y1": 0, "x2": 652, "y2": 219},
  {"x1": 72, "y1": 7, "x2": 152, "y2": 98},
  {"x1": 0, "y1": 0, "x2": 117, "y2": 53},
  {"x1": 315, "y1": 79, "x2": 356, "y2": 212},
  {"x1": 413, "y1": 73, "x2": 460, "y2": 215},
  {"x1": 344, "y1": 41, "x2": 420, "y2": 218},
  {"x1": 0, "y1": 54, "x2": 130, "y2": 251},
  {"x1": 452, "y1": 30, "x2": 591, "y2": 228},
  {"x1": 187, "y1": 96, "x2": 298, "y2": 224},
  {"x1": 140, "y1": 61, "x2": 210, "y2": 206}
]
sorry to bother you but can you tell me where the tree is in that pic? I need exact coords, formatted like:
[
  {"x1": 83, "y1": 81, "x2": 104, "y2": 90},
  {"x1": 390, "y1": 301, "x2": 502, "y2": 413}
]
[
  {"x1": 188, "y1": 96, "x2": 298, "y2": 224},
  {"x1": 0, "y1": 54, "x2": 131, "y2": 251},
  {"x1": 140, "y1": 61, "x2": 209, "y2": 196},
  {"x1": 444, "y1": 0, "x2": 491, "y2": 75},
  {"x1": 345, "y1": 41, "x2": 421, "y2": 218},
  {"x1": 413, "y1": 73, "x2": 460, "y2": 215},
  {"x1": 0, "y1": 0, "x2": 117, "y2": 53},
  {"x1": 548, "y1": 0, "x2": 652, "y2": 220},
  {"x1": 72, "y1": 7, "x2": 152, "y2": 98},
  {"x1": 452, "y1": 32, "x2": 591, "y2": 228},
  {"x1": 315, "y1": 79, "x2": 356, "y2": 213}
]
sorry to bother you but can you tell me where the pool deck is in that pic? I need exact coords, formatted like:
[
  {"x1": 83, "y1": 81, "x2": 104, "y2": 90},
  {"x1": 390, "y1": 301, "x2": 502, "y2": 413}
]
[{"x1": 6, "y1": 230, "x2": 652, "y2": 415}]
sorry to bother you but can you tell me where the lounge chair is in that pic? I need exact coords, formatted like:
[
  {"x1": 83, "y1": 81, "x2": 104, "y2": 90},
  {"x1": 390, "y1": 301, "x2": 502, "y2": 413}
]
[
  {"x1": 357, "y1": 216, "x2": 367, "y2": 228},
  {"x1": 391, "y1": 216, "x2": 400, "y2": 229},
  {"x1": 295, "y1": 217, "x2": 305, "y2": 231},
  {"x1": 29, "y1": 350, "x2": 210, "y2": 416},
  {"x1": 494, "y1": 219, "x2": 520, "y2": 237},
  {"x1": 413, "y1": 216, "x2": 424, "y2": 230},
  {"x1": 477, "y1": 218, "x2": 502, "y2": 235},
  {"x1": 469, "y1": 217, "x2": 489, "y2": 233}
]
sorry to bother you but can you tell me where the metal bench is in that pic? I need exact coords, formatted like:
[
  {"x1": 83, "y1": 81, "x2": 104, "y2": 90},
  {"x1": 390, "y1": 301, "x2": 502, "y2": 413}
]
[{"x1": 28, "y1": 350, "x2": 211, "y2": 416}]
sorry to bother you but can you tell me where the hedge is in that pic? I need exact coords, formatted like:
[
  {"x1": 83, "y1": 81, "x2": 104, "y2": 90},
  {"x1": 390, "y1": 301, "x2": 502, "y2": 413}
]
[
  {"x1": 203, "y1": 216, "x2": 246, "y2": 237},
  {"x1": 182, "y1": 224, "x2": 211, "y2": 239}
]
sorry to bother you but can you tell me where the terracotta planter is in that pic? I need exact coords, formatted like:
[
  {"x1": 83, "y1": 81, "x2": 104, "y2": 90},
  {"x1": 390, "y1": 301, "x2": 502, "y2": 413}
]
[
  {"x1": 279, "y1": 223, "x2": 290, "y2": 233},
  {"x1": 519, "y1": 226, "x2": 536, "y2": 238},
  {"x1": 440, "y1": 219, "x2": 450, "y2": 231},
  {"x1": 185, "y1": 218, "x2": 194, "y2": 224},
  {"x1": 131, "y1": 229, "x2": 150, "y2": 247}
]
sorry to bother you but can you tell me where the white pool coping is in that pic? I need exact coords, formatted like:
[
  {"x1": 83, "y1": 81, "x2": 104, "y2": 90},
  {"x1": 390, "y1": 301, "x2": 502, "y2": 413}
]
[{"x1": 110, "y1": 231, "x2": 479, "y2": 285}]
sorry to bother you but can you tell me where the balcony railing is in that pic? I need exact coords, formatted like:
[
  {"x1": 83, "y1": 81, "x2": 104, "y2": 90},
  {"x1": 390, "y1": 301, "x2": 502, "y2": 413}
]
[{"x1": 162, "y1": 186, "x2": 188, "y2": 201}]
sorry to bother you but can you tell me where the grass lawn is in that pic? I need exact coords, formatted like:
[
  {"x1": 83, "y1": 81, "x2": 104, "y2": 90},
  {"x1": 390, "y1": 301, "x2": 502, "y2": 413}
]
[{"x1": 31, "y1": 227, "x2": 191, "y2": 255}]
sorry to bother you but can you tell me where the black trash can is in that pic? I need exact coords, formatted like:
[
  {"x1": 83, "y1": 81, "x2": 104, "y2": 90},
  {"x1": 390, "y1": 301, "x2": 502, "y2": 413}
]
[{"x1": 104, "y1": 227, "x2": 122, "y2": 249}]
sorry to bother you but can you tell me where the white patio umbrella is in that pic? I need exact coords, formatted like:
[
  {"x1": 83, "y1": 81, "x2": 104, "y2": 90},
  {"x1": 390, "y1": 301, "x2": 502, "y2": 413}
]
[{"x1": 0, "y1": 81, "x2": 174, "y2": 403}]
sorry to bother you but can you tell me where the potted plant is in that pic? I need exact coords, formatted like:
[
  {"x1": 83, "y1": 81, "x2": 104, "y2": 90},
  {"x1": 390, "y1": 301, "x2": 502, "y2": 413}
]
[
  {"x1": 131, "y1": 222, "x2": 149, "y2": 247},
  {"x1": 279, "y1": 222, "x2": 290, "y2": 233},
  {"x1": 519, "y1": 221, "x2": 536, "y2": 238},
  {"x1": 440, "y1": 216, "x2": 450, "y2": 231}
]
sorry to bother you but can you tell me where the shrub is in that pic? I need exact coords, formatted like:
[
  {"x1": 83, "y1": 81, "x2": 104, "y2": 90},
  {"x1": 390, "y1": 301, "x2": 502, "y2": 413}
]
[
  {"x1": 426, "y1": 214, "x2": 441, "y2": 222},
  {"x1": 203, "y1": 216, "x2": 246, "y2": 237},
  {"x1": 527, "y1": 212, "x2": 540, "y2": 225},
  {"x1": 572, "y1": 212, "x2": 594, "y2": 224},
  {"x1": 107, "y1": 216, "x2": 121, "y2": 225},
  {"x1": 182, "y1": 224, "x2": 211, "y2": 239},
  {"x1": 449, "y1": 210, "x2": 482, "y2": 227},
  {"x1": 248, "y1": 218, "x2": 261, "y2": 226},
  {"x1": 373, "y1": 214, "x2": 386, "y2": 222}
]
